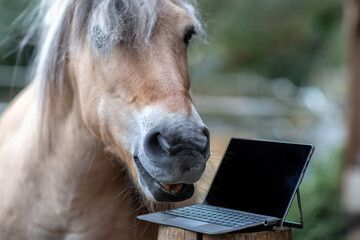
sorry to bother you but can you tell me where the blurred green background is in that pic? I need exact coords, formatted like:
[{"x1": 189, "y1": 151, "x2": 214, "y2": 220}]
[{"x1": 0, "y1": 0, "x2": 346, "y2": 239}]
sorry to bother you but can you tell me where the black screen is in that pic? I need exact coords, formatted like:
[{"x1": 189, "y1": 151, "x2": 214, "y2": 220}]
[{"x1": 205, "y1": 138, "x2": 313, "y2": 219}]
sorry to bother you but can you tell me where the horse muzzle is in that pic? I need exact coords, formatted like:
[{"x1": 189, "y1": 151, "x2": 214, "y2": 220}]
[{"x1": 133, "y1": 120, "x2": 210, "y2": 202}]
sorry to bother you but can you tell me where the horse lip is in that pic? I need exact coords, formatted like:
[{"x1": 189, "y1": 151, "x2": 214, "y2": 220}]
[
  {"x1": 133, "y1": 156, "x2": 194, "y2": 202},
  {"x1": 159, "y1": 183, "x2": 184, "y2": 194}
]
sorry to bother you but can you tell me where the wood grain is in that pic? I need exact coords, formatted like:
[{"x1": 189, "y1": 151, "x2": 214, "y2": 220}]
[
  {"x1": 203, "y1": 233, "x2": 234, "y2": 240},
  {"x1": 184, "y1": 229, "x2": 201, "y2": 240},
  {"x1": 157, "y1": 225, "x2": 292, "y2": 240},
  {"x1": 157, "y1": 226, "x2": 186, "y2": 240}
]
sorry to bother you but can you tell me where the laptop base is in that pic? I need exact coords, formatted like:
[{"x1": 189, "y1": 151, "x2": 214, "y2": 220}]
[{"x1": 138, "y1": 204, "x2": 279, "y2": 235}]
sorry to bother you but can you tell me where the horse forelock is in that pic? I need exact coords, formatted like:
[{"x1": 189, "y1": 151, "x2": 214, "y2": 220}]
[{"x1": 30, "y1": 0, "x2": 204, "y2": 103}]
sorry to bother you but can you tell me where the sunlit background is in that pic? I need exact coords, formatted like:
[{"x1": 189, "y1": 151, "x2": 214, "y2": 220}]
[{"x1": 0, "y1": 0, "x2": 349, "y2": 239}]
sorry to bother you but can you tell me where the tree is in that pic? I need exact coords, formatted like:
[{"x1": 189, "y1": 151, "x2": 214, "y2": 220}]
[{"x1": 344, "y1": 0, "x2": 360, "y2": 239}]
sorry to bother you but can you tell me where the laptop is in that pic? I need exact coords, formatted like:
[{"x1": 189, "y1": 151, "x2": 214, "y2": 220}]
[{"x1": 138, "y1": 138, "x2": 314, "y2": 235}]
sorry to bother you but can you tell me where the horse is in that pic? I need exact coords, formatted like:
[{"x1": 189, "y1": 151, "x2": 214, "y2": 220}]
[{"x1": 0, "y1": 0, "x2": 210, "y2": 239}]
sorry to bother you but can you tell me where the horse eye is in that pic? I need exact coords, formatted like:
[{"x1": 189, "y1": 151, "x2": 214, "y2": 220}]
[{"x1": 183, "y1": 26, "x2": 196, "y2": 45}]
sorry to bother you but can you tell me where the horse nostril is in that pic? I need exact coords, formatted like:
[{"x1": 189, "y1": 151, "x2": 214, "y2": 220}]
[
  {"x1": 202, "y1": 127, "x2": 210, "y2": 142},
  {"x1": 156, "y1": 134, "x2": 171, "y2": 153},
  {"x1": 144, "y1": 132, "x2": 167, "y2": 158},
  {"x1": 204, "y1": 128, "x2": 209, "y2": 137},
  {"x1": 157, "y1": 134, "x2": 189, "y2": 156},
  {"x1": 201, "y1": 127, "x2": 210, "y2": 153},
  {"x1": 143, "y1": 127, "x2": 210, "y2": 159},
  {"x1": 144, "y1": 131, "x2": 179, "y2": 158}
]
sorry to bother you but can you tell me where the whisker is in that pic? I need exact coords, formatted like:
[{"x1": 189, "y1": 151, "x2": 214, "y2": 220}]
[{"x1": 86, "y1": 154, "x2": 96, "y2": 177}]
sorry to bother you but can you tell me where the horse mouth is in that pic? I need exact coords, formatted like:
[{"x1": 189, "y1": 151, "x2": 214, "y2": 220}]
[
  {"x1": 133, "y1": 157, "x2": 194, "y2": 202},
  {"x1": 159, "y1": 183, "x2": 184, "y2": 193}
]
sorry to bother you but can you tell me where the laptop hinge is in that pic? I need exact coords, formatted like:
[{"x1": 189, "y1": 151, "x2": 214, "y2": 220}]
[
  {"x1": 282, "y1": 188, "x2": 304, "y2": 229},
  {"x1": 264, "y1": 218, "x2": 279, "y2": 226}
]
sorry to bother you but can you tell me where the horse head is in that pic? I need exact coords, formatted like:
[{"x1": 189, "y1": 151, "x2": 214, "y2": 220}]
[{"x1": 64, "y1": 0, "x2": 210, "y2": 202}]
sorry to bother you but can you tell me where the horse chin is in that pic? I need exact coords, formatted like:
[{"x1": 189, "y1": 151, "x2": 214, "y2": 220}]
[{"x1": 133, "y1": 157, "x2": 194, "y2": 202}]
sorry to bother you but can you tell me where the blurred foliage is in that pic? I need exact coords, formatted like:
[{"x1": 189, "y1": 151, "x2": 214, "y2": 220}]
[
  {"x1": 287, "y1": 148, "x2": 346, "y2": 240},
  {"x1": 0, "y1": 0, "x2": 33, "y2": 65},
  {"x1": 0, "y1": 0, "x2": 344, "y2": 84},
  {"x1": 195, "y1": 0, "x2": 343, "y2": 85}
]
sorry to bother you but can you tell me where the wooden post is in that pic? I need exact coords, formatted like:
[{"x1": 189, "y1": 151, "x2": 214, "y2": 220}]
[
  {"x1": 345, "y1": 0, "x2": 360, "y2": 168},
  {"x1": 157, "y1": 225, "x2": 291, "y2": 240},
  {"x1": 344, "y1": 0, "x2": 360, "y2": 239}
]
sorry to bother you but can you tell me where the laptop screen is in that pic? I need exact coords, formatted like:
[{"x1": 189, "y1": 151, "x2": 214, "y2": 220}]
[{"x1": 204, "y1": 138, "x2": 313, "y2": 219}]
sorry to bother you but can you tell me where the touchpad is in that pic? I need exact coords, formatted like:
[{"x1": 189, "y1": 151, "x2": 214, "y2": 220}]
[{"x1": 166, "y1": 217, "x2": 206, "y2": 227}]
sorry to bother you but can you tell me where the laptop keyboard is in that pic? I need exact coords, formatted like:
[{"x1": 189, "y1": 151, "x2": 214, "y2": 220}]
[{"x1": 165, "y1": 204, "x2": 269, "y2": 228}]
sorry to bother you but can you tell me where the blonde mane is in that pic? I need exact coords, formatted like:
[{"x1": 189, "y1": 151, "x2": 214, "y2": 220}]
[{"x1": 0, "y1": 1, "x2": 210, "y2": 238}]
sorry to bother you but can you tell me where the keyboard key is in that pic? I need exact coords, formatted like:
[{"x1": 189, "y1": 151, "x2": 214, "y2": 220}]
[{"x1": 165, "y1": 204, "x2": 269, "y2": 228}]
